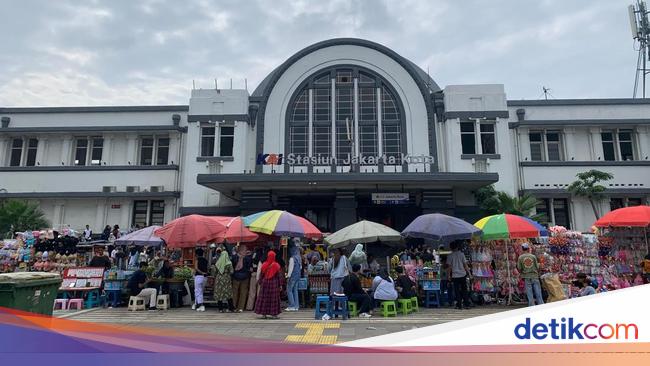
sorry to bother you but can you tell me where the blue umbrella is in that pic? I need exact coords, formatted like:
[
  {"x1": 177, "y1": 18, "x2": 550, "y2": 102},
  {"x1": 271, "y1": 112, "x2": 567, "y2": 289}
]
[{"x1": 401, "y1": 213, "x2": 482, "y2": 243}]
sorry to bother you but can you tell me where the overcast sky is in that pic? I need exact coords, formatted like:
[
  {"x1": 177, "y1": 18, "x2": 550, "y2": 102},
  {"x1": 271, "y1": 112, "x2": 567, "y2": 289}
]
[{"x1": 0, "y1": 0, "x2": 639, "y2": 106}]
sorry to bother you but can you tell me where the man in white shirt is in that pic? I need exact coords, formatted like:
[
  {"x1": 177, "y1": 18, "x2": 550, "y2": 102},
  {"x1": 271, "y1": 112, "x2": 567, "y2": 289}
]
[
  {"x1": 446, "y1": 241, "x2": 472, "y2": 310},
  {"x1": 83, "y1": 225, "x2": 92, "y2": 241}
]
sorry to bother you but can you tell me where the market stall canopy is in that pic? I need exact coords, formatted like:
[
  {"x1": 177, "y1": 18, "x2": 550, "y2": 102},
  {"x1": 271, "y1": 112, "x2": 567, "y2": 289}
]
[
  {"x1": 211, "y1": 216, "x2": 259, "y2": 243},
  {"x1": 325, "y1": 220, "x2": 403, "y2": 249},
  {"x1": 154, "y1": 215, "x2": 227, "y2": 248},
  {"x1": 243, "y1": 210, "x2": 322, "y2": 239},
  {"x1": 474, "y1": 214, "x2": 548, "y2": 240},
  {"x1": 401, "y1": 213, "x2": 481, "y2": 243},
  {"x1": 114, "y1": 226, "x2": 163, "y2": 246},
  {"x1": 593, "y1": 205, "x2": 650, "y2": 227}
]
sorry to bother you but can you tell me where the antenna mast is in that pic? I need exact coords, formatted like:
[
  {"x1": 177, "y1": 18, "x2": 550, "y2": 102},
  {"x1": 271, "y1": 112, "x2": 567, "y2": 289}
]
[{"x1": 630, "y1": 1, "x2": 650, "y2": 98}]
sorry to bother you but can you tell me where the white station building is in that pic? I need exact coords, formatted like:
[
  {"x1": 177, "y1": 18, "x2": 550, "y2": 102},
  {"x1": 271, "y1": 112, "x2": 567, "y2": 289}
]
[{"x1": 1, "y1": 38, "x2": 649, "y2": 233}]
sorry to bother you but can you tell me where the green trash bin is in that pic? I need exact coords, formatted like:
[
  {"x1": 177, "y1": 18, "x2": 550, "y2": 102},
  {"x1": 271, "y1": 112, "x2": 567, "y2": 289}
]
[{"x1": 0, "y1": 272, "x2": 62, "y2": 315}]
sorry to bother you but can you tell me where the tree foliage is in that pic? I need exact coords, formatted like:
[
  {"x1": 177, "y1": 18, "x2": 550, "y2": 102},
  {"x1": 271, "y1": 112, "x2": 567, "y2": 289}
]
[
  {"x1": 567, "y1": 169, "x2": 614, "y2": 219},
  {"x1": 0, "y1": 199, "x2": 50, "y2": 238},
  {"x1": 475, "y1": 185, "x2": 543, "y2": 221}
]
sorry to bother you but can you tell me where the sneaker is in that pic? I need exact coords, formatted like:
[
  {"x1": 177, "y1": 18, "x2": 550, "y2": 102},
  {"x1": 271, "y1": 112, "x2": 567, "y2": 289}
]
[
  {"x1": 284, "y1": 307, "x2": 294, "y2": 312},
  {"x1": 321, "y1": 314, "x2": 331, "y2": 321},
  {"x1": 197, "y1": 305, "x2": 205, "y2": 312},
  {"x1": 191, "y1": 304, "x2": 196, "y2": 310},
  {"x1": 148, "y1": 307, "x2": 158, "y2": 311},
  {"x1": 359, "y1": 313, "x2": 372, "y2": 318},
  {"x1": 237, "y1": 309, "x2": 243, "y2": 313}
]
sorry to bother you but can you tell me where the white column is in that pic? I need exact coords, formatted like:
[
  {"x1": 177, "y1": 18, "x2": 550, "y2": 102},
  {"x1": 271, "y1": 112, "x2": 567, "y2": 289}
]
[
  {"x1": 353, "y1": 78, "x2": 359, "y2": 157},
  {"x1": 308, "y1": 89, "x2": 314, "y2": 157},
  {"x1": 102, "y1": 134, "x2": 113, "y2": 165},
  {"x1": 0, "y1": 137, "x2": 9, "y2": 166},
  {"x1": 121, "y1": 200, "x2": 133, "y2": 228},
  {"x1": 635, "y1": 126, "x2": 650, "y2": 160},
  {"x1": 34, "y1": 137, "x2": 47, "y2": 166},
  {"x1": 588, "y1": 127, "x2": 602, "y2": 160},
  {"x1": 168, "y1": 133, "x2": 181, "y2": 165},
  {"x1": 517, "y1": 127, "x2": 530, "y2": 161},
  {"x1": 126, "y1": 134, "x2": 138, "y2": 165},
  {"x1": 60, "y1": 136, "x2": 73, "y2": 165},
  {"x1": 563, "y1": 127, "x2": 576, "y2": 161},
  {"x1": 94, "y1": 200, "x2": 106, "y2": 232},
  {"x1": 474, "y1": 119, "x2": 483, "y2": 154}
]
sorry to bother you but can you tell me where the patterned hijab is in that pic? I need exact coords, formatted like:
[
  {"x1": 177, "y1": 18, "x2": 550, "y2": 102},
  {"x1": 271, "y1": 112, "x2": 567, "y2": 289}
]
[{"x1": 215, "y1": 250, "x2": 231, "y2": 275}]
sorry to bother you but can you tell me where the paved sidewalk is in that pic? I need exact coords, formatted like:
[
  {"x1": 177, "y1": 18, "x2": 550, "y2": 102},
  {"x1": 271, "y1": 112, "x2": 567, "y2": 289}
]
[{"x1": 56, "y1": 305, "x2": 518, "y2": 343}]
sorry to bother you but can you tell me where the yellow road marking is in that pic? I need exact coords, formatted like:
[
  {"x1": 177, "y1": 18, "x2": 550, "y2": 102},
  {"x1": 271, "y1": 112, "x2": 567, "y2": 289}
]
[{"x1": 285, "y1": 322, "x2": 340, "y2": 344}]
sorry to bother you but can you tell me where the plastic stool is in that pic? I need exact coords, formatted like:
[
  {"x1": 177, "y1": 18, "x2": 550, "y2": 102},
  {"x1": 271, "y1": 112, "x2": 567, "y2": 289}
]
[
  {"x1": 156, "y1": 295, "x2": 170, "y2": 310},
  {"x1": 314, "y1": 295, "x2": 330, "y2": 319},
  {"x1": 424, "y1": 290, "x2": 440, "y2": 308},
  {"x1": 380, "y1": 301, "x2": 397, "y2": 317},
  {"x1": 53, "y1": 299, "x2": 68, "y2": 310},
  {"x1": 84, "y1": 289, "x2": 101, "y2": 309},
  {"x1": 67, "y1": 299, "x2": 84, "y2": 310},
  {"x1": 330, "y1": 295, "x2": 349, "y2": 319},
  {"x1": 410, "y1": 296, "x2": 419, "y2": 312},
  {"x1": 396, "y1": 298, "x2": 413, "y2": 315},
  {"x1": 348, "y1": 301, "x2": 359, "y2": 317},
  {"x1": 128, "y1": 296, "x2": 147, "y2": 311}
]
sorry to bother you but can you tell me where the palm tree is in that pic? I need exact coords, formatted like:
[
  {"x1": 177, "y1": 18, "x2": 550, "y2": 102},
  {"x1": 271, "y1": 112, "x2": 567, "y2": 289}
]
[
  {"x1": 0, "y1": 199, "x2": 50, "y2": 238},
  {"x1": 567, "y1": 169, "x2": 614, "y2": 220},
  {"x1": 475, "y1": 185, "x2": 543, "y2": 221}
]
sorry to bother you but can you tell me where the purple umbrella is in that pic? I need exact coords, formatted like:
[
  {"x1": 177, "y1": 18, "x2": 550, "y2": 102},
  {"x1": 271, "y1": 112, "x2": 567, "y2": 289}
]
[
  {"x1": 114, "y1": 225, "x2": 164, "y2": 246},
  {"x1": 401, "y1": 213, "x2": 482, "y2": 243}
]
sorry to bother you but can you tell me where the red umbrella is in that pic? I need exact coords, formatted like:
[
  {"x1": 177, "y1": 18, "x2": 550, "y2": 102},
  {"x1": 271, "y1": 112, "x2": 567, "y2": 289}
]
[
  {"x1": 211, "y1": 216, "x2": 259, "y2": 243},
  {"x1": 154, "y1": 214, "x2": 227, "y2": 248},
  {"x1": 594, "y1": 205, "x2": 650, "y2": 227}
]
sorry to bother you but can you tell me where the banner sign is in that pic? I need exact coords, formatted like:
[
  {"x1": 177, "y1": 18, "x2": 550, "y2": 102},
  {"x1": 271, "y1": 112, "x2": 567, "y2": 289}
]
[{"x1": 371, "y1": 193, "x2": 410, "y2": 205}]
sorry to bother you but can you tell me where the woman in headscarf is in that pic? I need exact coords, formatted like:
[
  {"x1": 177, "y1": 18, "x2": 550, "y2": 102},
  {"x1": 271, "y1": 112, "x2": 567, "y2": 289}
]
[
  {"x1": 348, "y1": 244, "x2": 367, "y2": 272},
  {"x1": 285, "y1": 244, "x2": 303, "y2": 311},
  {"x1": 372, "y1": 268, "x2": 398, "y2": 305},
  {"x1": 211, "y1": 247, "x2": 235, "y2": 312},
  {"x1": 245, "y1": 247, "x2": 264, "y2": 311},
  {"x1": 255, "y1": 250, "x2": 282, "y2": 319},
  {"x1": 328, "y1": 248, "x2": 350, "y2": 295}
]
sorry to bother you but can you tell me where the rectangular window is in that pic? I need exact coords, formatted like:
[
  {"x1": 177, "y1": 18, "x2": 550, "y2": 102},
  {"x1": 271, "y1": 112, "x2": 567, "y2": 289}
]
[
  {"x1": 313, "y1": 126, "x2": 331, "y2": 157},
  {"x1": 618, "y1": 130, "x2": 634, "y2": 161},
  {"x1": 535, "y1": 199, "x2": 550, "y2": 226},
  {"x1": 627, "y1": 197, "x2": 643, "y2": 207},
  {"x1": 289, "y1": 126, "x2": 308, "y2": 156},
  {"x1": 25, "y1": 138, "x2": 38, "y2": 166},
  {"x1": 336, "y1": 70, "x2": 352, "y2": 84},
  {"x1": 132, "y1": 200, "x2": 148, "y2": 228},
  {"x1": 140, "y1": 137, "x2": 154, "y2": 165},
  {"x1": 149, "y1": 200, "x2": 165, "y2": 226},
  {"x1": 359, "y1": 87, "x2": 376, "y2": 121},
  {"x1": 90, "y1": 137, "x2": 103, "y2": 165},
  {"x1": 529, "y1": 132, "x2": 544, "y2": 161},
  {"x1": 313, "y1": 88, "x2": 331, "y2": 122},
  {"x1": 156, "y1": 137, "x2": 169, "y2": 165},
  {"x1": 74, "y1": 139, "x2": 88, "y2": 166},
  {"x1": 200, "y1": 127, "x2": 215, "y2": 157},
  {"x1": 359, "y1": 125, "x2": 378, "y2": 160},
  {"x1": 610, "y1": 198, "x2": 624, "y2": 211},
  {"x1": 601, "y1": 131, "x2": 616, "y2": 161},
  {"x1": 546, "y1": 131, "x2": 562, "y2": 161},
  {"x1": 381, "y1": 88, "x2": 399, "y2": 121},
  {"x1": 219, "y1": 126, "x2": 234, "y2": 157},
  {"x1": 460, "y1": 122, "x2": 476, "y2": 154},
  {"x1": 10, "y1": 138, "x2": 23, "y2": 166},
  {"x1": 553, "y1": 198, "x2": 570, "y2": 229},
  {"x1": 480, "y1": 123, "x2": 496, "y2": 154},
  {"x1": 336, "y1": 88, "x2": 353, "y2": 122},
  {"x1": 383, "y1": 124, "x2": 402, "y2": 164},
  {"x1": 336, "y1": 125, "x2": 352, "y2": 161}
]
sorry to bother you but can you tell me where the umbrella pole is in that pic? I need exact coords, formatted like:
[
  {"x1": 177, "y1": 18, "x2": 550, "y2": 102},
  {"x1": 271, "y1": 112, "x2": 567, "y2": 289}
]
[
  {"x1": 645, "y1": 227, "x2": 649, "y2": 255},
  {"x1": 505, "y1": 239, "x2": 512, "y2": 306}
]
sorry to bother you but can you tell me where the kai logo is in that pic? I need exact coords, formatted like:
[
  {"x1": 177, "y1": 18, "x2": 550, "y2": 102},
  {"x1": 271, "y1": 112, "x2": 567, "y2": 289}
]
[{"x1": 256, "y1": 153, "x2": 284, "y2": 165}]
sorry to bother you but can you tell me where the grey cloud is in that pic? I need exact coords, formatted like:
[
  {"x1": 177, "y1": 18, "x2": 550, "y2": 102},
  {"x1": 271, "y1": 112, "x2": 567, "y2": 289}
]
[{"x1": 0, "y1": 0, "x2": 640, "y2": 106}]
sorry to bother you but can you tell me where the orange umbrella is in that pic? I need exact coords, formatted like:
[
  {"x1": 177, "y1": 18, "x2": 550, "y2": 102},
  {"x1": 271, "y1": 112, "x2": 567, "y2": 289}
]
[
  {"x1": 212, "y1": 216, "x2": 259, "y2": 243},
  {"x1": 594, "y1": 205, "x2": 650, "y2": 227},
  {"x1": 154, "y1": 214, "x2": 227, "y2": 248}
]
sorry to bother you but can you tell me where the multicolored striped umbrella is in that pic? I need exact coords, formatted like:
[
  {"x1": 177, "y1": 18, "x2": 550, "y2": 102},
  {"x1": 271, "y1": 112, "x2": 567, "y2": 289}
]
[
  {"x1": 474, "y1": 214, "x2": 548, "y2": 240},
  {"x1": 242, "y1": 210, "x2": 322, "y2": 239}
]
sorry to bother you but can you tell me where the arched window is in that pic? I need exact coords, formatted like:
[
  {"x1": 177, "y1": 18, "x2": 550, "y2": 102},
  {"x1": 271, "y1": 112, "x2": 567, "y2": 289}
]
[{"x1": 287, "y1": 66, "x2": 404, "y2": 167}]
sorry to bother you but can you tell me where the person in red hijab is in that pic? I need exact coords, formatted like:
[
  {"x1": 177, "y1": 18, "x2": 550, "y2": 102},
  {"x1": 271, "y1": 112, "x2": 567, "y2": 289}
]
[{"x1": 255, "y1": 250, "x2": 282, "y2": 318}]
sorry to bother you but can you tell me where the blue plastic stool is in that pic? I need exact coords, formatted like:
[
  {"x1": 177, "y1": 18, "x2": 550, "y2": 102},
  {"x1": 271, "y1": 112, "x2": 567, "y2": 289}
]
[
  {"x1": 314, "y1": 295, "x2": 331, "y2": 319},
  {"x1": 106, "y1": 290, "x2": 122, "y2": 307},
  {"x1": 84, "y1": 289, "x2": 102, "y2": 309},
  {"x1": 424, "y1": 290, "x2": 440, "y2": 308},
  {"x1": 329, "y1": 295, "x2": 349, "y2": 320}
]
